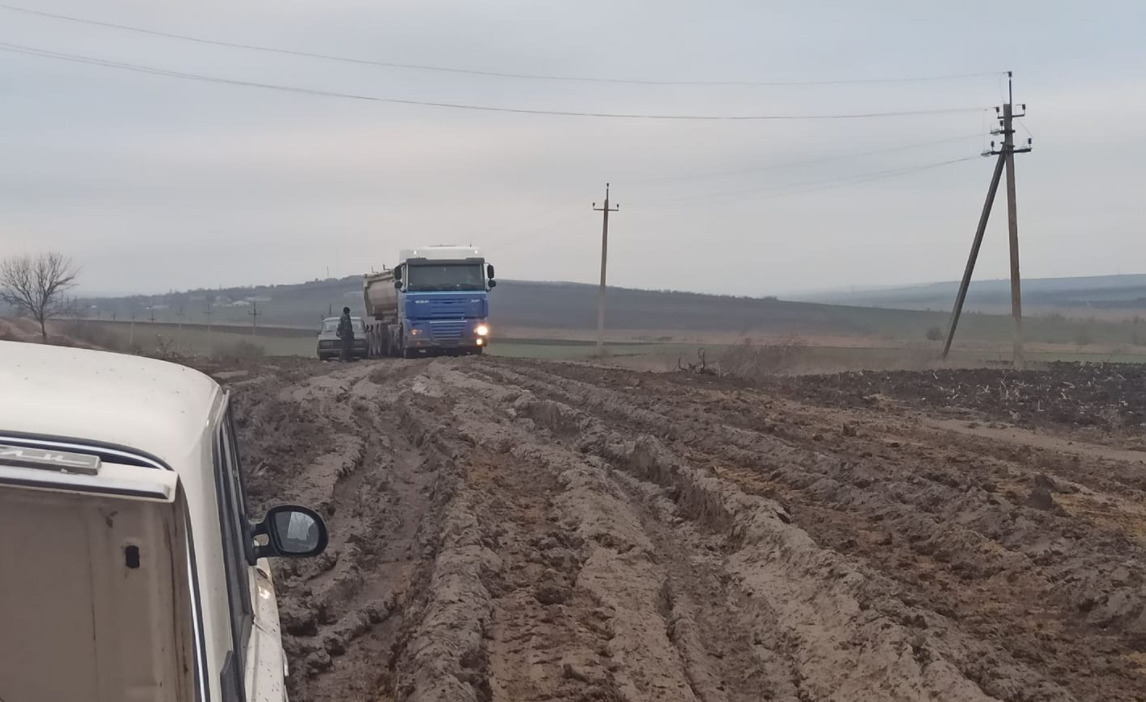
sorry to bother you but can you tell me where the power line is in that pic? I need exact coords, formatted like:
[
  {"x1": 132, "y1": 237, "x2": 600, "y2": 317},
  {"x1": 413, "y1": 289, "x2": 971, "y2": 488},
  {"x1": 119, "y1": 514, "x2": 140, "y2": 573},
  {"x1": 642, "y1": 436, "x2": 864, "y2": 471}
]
[
  {"x1": 0, "y1": 3, "x2": 1003, "y2": 88},
  {"x1": 645, "y1": 155, "x2": 979, "y2": 204},
  {"x1": 638, "y1": 156, "x2": 980, "y2": 208},
  {"x1": 480, "y1": 209, "x2": 584, "y2": 250},
  {"x1": 616, "y1": 133, "x2": 983, "y2": 185},
  {"x1": 0, "y1": 41, "x2": 988, "y2": 121}
]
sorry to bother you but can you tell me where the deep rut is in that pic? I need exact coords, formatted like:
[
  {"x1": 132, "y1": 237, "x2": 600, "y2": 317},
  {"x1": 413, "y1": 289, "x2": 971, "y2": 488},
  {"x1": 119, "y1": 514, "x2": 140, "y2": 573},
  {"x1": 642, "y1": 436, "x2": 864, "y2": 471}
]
[{"x1": 218, "y1": 356, "x2": 1146, "y2": 702}]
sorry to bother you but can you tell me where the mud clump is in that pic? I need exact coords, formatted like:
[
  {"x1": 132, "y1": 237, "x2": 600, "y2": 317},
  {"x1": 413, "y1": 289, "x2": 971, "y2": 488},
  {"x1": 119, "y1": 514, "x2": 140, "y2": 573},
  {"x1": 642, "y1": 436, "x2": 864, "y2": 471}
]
[
  {"x1": 534, "y1": 580, "x2": 572, "y2": 606},
  {"x1": 1034, "y1": 472, "x2": 1078, "y2": 494},
  {"x1": 1027, "y1": 485, "x2": 1059, "y2": 511}
]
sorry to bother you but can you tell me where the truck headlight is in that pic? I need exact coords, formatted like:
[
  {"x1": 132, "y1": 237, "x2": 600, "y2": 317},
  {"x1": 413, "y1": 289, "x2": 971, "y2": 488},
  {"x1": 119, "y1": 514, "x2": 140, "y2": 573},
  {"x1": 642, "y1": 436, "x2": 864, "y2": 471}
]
[{"x1": 475, "y1": 324, "x2": 489, "y2": 336}]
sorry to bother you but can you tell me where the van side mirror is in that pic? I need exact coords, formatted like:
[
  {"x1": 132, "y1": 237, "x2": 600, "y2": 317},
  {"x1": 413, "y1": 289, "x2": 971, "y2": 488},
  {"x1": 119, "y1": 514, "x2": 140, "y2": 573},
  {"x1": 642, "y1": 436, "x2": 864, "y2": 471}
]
[
  {"x1": 252, "y1": 505, "x2": 328, "y2": 560},
  {"x1": 488, "y1": 279, "x2": 497, "y2": 289},
  {"x1": 394, "y1": 280, "x2": 402, "y2": 289},
  {"x1": 486, "y1": 264, "x2": 495, "y2": 279}
]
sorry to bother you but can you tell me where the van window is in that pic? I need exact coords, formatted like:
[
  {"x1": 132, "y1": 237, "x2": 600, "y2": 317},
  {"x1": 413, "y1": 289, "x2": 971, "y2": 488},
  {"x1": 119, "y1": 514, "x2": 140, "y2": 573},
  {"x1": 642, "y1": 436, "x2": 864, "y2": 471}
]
[{"x1": 214, "y1": 412, "x2": 254, "y2": 699}]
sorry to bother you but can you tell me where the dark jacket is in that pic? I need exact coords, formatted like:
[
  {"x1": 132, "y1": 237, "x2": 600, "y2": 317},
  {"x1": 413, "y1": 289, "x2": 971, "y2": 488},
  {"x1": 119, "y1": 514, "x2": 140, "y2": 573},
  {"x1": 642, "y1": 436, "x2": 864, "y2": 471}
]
[{"x1": 337, "y1": 313, "x2": 354, "y2": 341}]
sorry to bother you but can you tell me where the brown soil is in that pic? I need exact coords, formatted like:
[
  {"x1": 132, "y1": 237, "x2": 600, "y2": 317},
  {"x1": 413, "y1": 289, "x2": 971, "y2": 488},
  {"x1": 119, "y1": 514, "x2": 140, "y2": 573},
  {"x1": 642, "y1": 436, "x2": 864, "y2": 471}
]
[
  {"x1": 772, "y1": 364, "x2": 1146, "y2": 444},
  {"x1": 210, "y1": 357, "x2": 1146, "y2": 702}
]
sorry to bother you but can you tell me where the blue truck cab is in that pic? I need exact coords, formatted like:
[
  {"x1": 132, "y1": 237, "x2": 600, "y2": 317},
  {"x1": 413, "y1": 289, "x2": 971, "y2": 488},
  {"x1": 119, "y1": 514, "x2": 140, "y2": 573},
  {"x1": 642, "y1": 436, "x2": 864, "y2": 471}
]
[{"x1": 363, "y1": 246, "x2": 497, "y2": 358}]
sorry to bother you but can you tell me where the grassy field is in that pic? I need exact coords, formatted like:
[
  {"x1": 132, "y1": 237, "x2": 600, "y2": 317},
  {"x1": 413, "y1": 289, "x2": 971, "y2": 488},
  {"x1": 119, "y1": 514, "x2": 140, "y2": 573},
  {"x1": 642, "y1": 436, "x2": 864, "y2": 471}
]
[
  {"x1": 491, "y1": 339, "x2": 697, "y2": 360},
  {"x1": 67, "y1": 320, "x2": 315, "y2": 357},
  {"x1": 73, "y1": 321, "x2": 676, "y2": 361},
  {"x1": 64, "y1": 320, "x2": 1146, "y2": 374},
  {"x1": 79, "y1": 277, "x2": 1146, "y2": 349}
]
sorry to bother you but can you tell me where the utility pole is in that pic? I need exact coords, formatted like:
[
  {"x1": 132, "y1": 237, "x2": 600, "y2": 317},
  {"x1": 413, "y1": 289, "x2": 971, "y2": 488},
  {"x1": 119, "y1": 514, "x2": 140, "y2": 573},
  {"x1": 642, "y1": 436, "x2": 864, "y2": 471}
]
[
  {"x1": 592, "y1": 183, "x2": 620, "y2": 355},
  {"x1": 1002, "y1": 98, "x2": 1026, "y2": 365},
  {"x1": 942, "y1": 154, "x2": 1005, "y2": 360},
  {"x1": 249, "y1": 301, "x2": 261, "y2": 337},
  {"x1": 175, "y1": 305, "x2": 185, "y2": 331},
  {"x1": 204, "y1": 301, "x2": 214, "y2": 353},
  {"x1": 942, "y1": 71, "x2": 1031, "y2": 364}
]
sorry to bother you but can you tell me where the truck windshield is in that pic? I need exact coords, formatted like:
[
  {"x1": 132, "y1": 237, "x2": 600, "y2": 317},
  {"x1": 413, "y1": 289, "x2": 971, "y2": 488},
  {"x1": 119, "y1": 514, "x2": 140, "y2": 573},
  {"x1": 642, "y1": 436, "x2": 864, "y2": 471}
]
[{"x1": 406, "y1": 263, "x2": 485, "y2": 292}]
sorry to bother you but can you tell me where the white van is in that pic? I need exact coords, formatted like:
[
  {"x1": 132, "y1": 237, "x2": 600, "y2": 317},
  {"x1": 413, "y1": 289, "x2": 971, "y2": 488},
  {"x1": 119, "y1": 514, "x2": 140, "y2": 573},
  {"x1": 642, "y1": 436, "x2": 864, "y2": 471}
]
[{"x1": 0, "y1": 341, "x2": 328, "y2": 702}]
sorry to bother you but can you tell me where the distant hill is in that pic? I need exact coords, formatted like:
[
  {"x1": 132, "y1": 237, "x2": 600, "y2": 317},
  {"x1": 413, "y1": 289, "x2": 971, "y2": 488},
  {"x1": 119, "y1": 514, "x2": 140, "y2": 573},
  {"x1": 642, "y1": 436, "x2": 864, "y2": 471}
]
[
  {"x1": 796, "y1": 274, "x2": 1146, "y2": 312},
  {"x1": 80, "y1": 277, "x2": 903, "y2": 334},
  {"x1": 75, "y1": 276, "x2": 1146, "y2": 346}
]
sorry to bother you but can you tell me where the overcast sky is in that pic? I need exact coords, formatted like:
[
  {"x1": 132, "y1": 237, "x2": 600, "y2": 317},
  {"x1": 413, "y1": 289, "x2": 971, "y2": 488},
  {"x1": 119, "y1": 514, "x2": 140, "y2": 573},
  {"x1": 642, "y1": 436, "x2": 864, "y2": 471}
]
[{"x1": 1, "y1": 1, "x2": 1143, "y2": 297}]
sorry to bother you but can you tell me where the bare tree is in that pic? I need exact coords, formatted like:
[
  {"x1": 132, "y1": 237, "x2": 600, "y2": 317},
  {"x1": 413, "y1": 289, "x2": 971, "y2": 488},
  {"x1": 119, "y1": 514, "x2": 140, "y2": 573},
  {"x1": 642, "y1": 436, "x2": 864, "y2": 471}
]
[{"x1": 0, "y1": 252, "x2": 80, "y2": 342}]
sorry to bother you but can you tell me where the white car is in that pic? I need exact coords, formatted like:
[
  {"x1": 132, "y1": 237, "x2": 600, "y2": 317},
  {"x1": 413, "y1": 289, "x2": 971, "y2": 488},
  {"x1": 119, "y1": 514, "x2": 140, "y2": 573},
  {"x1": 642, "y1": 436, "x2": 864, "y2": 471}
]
[{"x1": 0, "y1": 340, "x2": 328, "y2": 702}]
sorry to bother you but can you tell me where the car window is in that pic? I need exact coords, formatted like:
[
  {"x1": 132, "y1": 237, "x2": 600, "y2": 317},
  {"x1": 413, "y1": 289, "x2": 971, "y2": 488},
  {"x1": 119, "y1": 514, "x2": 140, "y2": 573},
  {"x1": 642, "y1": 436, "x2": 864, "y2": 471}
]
[{"x1": 321, "y1": 318, "x2": 365, "y2": 333}]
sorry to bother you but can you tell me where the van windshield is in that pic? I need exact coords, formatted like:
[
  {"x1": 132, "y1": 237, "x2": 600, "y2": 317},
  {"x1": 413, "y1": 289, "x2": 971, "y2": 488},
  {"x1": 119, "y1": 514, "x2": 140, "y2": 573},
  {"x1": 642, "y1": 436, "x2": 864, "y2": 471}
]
[{"x1": 405, "y1": 263, "x2": 485, "y2": 292}]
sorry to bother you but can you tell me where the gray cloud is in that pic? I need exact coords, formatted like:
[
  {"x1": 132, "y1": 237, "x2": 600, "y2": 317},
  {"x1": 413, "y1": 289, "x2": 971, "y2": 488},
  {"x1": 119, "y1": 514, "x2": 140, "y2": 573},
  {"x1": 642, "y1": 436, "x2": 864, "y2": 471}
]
[{"x1": 0, "y1": 0, "x2": 1143, "y2": 297}]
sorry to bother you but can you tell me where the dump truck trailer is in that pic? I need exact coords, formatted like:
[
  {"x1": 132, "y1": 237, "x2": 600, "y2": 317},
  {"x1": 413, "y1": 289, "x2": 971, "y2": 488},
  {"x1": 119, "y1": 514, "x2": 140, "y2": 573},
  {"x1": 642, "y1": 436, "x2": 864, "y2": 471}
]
[{"x1": 364, "y1": 246, "x2": 496, "y2": 358}]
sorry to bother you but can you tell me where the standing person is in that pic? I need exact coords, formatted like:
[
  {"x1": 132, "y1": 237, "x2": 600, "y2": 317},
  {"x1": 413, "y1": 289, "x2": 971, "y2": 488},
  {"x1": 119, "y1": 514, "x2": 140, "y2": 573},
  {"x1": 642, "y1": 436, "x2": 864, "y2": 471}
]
[{"x1": 337, "y1": 306, "x2": 355, "y2": 362}]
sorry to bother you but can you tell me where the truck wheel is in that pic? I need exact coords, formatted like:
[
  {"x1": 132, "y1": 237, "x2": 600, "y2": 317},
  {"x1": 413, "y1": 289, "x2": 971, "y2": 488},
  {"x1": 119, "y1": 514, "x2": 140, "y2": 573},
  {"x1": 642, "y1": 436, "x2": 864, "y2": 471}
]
[{"x1": 398, "y1": 326, "x2": 412, "y2": 359}]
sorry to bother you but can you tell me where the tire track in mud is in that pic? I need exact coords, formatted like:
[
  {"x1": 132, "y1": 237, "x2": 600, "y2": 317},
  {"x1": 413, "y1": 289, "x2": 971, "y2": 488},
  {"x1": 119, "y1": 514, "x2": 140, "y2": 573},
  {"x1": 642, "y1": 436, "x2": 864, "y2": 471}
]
[
  {"x1": 268, "y1": 360, "x2": 818, "y2": 701},
  {"x1": 421, "y1": 361, "x2": 1014, "y2": 701},
  {"x1": 230, "y1": 362, "x2": 453, "y2": 701},
  {"x1": 479, "y1": 360, "x2": 1146, "y2": 701},
  {"x1": 393, "y1": 364, "x2": 711, "y2": 702},
  {"x1": 223, "y1": 357, "x2": 1146, "y2": 702},
  {"x1": 481, "y1": 368, "x2": 1017, "y2": 701}
]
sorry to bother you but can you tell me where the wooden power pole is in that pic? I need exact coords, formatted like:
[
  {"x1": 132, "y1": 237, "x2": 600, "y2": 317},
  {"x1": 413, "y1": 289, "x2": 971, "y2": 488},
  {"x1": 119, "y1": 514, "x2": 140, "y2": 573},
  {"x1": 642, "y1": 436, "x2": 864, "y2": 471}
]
[
  {"x1": 943, "y1": 72, "x2": 1031, "y2": 364},
  {"x1": 592, "y1": 183, "x2": 620, "y2": 355}
]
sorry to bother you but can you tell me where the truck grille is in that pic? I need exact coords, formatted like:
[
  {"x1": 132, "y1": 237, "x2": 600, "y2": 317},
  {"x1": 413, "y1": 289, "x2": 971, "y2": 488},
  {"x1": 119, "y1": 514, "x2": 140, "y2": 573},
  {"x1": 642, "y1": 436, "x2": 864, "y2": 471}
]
[
  {"x1": 429, "y1": 321, "x2": 467, "y2": 341},
  {"x1": 426, "y1": 299, "x2": 468, "y2": 319}
]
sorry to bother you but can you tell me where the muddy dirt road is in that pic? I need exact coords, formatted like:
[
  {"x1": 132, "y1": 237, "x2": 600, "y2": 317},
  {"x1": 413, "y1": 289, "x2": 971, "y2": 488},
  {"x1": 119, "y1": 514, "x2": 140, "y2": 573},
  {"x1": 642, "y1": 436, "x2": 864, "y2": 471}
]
[{"x1": 213, "y1": 357, "x2": 1146, "y2": 701}]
